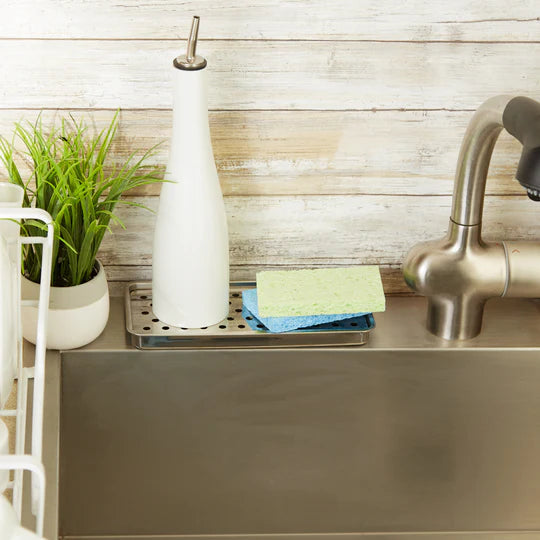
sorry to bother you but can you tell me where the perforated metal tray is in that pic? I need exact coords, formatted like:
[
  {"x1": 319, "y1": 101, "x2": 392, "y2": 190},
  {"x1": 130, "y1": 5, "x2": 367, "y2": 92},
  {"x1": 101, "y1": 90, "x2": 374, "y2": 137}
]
[{"x1": 125, "y1": 282, "x2": 375, "y2": 349}]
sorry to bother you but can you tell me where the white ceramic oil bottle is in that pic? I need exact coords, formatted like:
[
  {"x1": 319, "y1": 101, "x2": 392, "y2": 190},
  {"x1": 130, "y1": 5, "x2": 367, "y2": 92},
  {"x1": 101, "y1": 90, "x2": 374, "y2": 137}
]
[{"x1": 152, "y1": 16, "x2": 229, "y2": 328}]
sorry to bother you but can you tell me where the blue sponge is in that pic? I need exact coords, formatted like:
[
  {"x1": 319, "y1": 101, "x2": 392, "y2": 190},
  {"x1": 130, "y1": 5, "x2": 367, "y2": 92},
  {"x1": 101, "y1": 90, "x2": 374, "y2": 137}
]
[
  {"x1": 242, "y1": 288, "x2": 370, "y2": 333},
  {"x1": 242, "y1": 305, "x2": 374, "y2": 334}
]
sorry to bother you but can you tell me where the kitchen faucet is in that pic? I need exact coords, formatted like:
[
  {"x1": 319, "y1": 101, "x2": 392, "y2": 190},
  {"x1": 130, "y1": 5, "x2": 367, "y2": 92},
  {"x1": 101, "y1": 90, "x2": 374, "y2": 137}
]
[{"x1": 403, "y1": 95, "x2": 540, "y2": 340}]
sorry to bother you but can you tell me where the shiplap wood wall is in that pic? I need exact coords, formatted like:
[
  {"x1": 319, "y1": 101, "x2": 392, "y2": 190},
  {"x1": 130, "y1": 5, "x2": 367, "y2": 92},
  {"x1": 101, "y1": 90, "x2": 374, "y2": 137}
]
[{"x1": 1, "y1": 1, "x2": 540, "y2": 294}]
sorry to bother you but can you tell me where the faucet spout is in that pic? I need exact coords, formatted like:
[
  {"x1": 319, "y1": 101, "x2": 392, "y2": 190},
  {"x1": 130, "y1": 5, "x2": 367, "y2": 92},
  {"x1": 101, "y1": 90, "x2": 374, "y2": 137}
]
[
  {"x1": 450, "y1": 95, "x2": 514, "y2": 227},
  {"x1": 404, "y1": 95, "x2": 540, "y2": 340}
]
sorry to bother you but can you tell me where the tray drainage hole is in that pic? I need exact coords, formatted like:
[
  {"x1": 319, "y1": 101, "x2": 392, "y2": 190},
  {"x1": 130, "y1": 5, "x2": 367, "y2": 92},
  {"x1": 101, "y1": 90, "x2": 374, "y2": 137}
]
[
  {"x1": 232, "y1": 293, "x2": 240, "y2": 297},
  {"x1": 257, "y1": 324, "x2": 264, "y2": 328},
  {"x1": 235, "y1": 308, "x2": 242, "y2": 313},
  {"x1": 162, "y1": 326, "x2": 170, "y2": 331},
  {"x1": 200, "y1": 327, "x2": 208, "y2": 330},
  {"x1": 142, "y1": 311, "x2": 149, "y2": 315},
  {"x1": 229, "y1": 301, "x2": 232, "y2": 305},
  {"x1": 227, "y1": 317, "x2": 233, "y2": 321},
  {"x1": 140, "y1": 295, "x2": 148, "y2": 299},
  {"x1": 152, "y1": 318, "x2": 159, "y2": 322},
  {"x1": 238, "y1": 324, "x2": 245, "y2": 329},
  {"x1": 181, "y1": 327, "x2": 187, "y2": 330},
  {"x1": 350, "y1": 322, "x2": 358, "y2": 327},
  {"x1": 143, "y1": 326, "x2": 151, "y2": 331},
  {"x1": 246, "y1": 316, "x2": 253, "y2": 320},
  {"x1": 219, "y1": 325, "x2": 226, "y2": 329}
]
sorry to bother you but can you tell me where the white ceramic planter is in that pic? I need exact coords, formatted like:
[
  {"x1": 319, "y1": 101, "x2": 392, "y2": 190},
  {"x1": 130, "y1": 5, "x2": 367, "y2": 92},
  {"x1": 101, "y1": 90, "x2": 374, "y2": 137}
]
[{"x1": 21, "y1": 261, "x2": 109, "y2": 350}]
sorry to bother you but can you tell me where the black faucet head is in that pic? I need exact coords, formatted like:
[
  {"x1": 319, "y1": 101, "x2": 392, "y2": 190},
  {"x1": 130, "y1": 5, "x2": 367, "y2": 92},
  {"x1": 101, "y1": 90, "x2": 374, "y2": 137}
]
[
  {"x1": 503, "y1": 96, "x2": 540, "y2": 201},
  {"x1": 516, "y1": 146, "x2": 540, "y2": 201}
]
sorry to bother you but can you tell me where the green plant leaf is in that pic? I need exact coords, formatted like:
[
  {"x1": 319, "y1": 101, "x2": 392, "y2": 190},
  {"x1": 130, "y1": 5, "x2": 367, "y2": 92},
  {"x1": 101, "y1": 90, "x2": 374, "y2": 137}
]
[{"x1": 1, "y1": 110, "x2": 164, "y2": 286}]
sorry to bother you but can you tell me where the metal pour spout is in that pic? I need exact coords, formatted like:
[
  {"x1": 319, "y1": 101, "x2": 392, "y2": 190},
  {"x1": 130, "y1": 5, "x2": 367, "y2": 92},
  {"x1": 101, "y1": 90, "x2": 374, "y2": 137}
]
[
  {"x1": 173, "y1": 16, "x2": 207, "y2": 71},
  {"x1": 186, "y1": 16, "x2": 200, "y2": 63}
]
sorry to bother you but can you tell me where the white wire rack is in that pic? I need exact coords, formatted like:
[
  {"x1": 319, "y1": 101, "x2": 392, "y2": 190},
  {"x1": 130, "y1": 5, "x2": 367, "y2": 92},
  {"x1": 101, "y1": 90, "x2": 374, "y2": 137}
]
[{"x1": 0, "y1": 207, "x2": 53, "y2": 537}]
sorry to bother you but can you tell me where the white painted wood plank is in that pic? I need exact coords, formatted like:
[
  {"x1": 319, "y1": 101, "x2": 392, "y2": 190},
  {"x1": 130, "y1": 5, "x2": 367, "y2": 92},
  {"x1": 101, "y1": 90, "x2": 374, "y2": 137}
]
[
  {"x1": 0, "y1": 109, "x2": 523, "y2": 196},
  {"x1": 97, "y1": 195, "x2": 540, "y2": 269},
  {"x1": 1, "y1": 1, "x2": 539, "y2": 41},
  {"x1": 1, "y1": 41, "x2": 539, "y2": 109}
]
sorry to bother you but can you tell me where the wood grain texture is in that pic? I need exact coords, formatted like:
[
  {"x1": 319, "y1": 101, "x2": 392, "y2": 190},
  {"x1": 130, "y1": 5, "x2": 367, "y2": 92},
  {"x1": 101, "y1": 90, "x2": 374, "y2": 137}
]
[
  {"x1": 1, "y1": 1, "x2": 538, "y2": 41},
  {"x1": 0, "y1": 109, "x2": 523, "y2": 196},
  {"x1": 106, "y1": 265, "x2": 410, "y2": 297},
  {"x1": 97, "y1": 195, "x2": 540, "y2": 270},
  {"x1": 3, "y1": 1, "x2": 539, "y2": 294},
  {"x1": 1, "y1": 41, "x2": 539, "y2": 110}
]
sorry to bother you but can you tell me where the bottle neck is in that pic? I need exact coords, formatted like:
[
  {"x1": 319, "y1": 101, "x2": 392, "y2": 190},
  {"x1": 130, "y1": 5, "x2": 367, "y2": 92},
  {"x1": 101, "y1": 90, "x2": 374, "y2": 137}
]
[{"x1": 171, "y1": 67, "x2": 211, "y2": 148}]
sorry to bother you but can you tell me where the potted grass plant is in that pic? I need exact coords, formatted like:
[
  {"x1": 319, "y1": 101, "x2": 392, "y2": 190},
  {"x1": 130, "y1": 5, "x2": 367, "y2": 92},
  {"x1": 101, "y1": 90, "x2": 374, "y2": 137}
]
[{"x1": 0, "y1": 112, "x2": 163, "y2": 349}]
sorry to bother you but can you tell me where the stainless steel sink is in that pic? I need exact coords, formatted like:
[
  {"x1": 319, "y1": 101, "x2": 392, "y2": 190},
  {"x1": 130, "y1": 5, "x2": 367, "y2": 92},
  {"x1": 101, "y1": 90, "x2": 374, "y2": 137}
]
[
  {"x1": 45, "y1": 347, "x2": 540, "y2": 540},
  {"x1": 34, "y1": 297, "x2": 540, "y2": 540}
]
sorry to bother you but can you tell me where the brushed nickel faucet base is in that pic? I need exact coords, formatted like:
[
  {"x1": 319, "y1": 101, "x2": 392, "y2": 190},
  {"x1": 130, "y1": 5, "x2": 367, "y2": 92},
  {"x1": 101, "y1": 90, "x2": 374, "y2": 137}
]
[{"x1": 404, "y1": 220, "x2": 507, "y2": 340}]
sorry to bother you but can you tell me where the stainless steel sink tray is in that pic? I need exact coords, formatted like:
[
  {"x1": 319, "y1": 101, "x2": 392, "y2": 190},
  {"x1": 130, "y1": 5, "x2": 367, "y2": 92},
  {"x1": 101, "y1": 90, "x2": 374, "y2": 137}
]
[{"x1": 125, "y1": 282, "x2": 374, "y2": 349}]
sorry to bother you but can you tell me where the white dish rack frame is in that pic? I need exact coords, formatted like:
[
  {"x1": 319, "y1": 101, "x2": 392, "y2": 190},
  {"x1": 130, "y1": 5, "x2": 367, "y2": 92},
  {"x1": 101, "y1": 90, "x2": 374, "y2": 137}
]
[{"x1": 0, "y1": 207, "x2": 53, "y2": 537}]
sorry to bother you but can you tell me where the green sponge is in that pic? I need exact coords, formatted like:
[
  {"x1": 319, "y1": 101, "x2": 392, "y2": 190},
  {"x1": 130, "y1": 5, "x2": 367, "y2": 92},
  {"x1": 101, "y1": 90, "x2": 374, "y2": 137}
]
[{"x1": 256, "y1": 266, "x2": 386, "y2": 317}]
